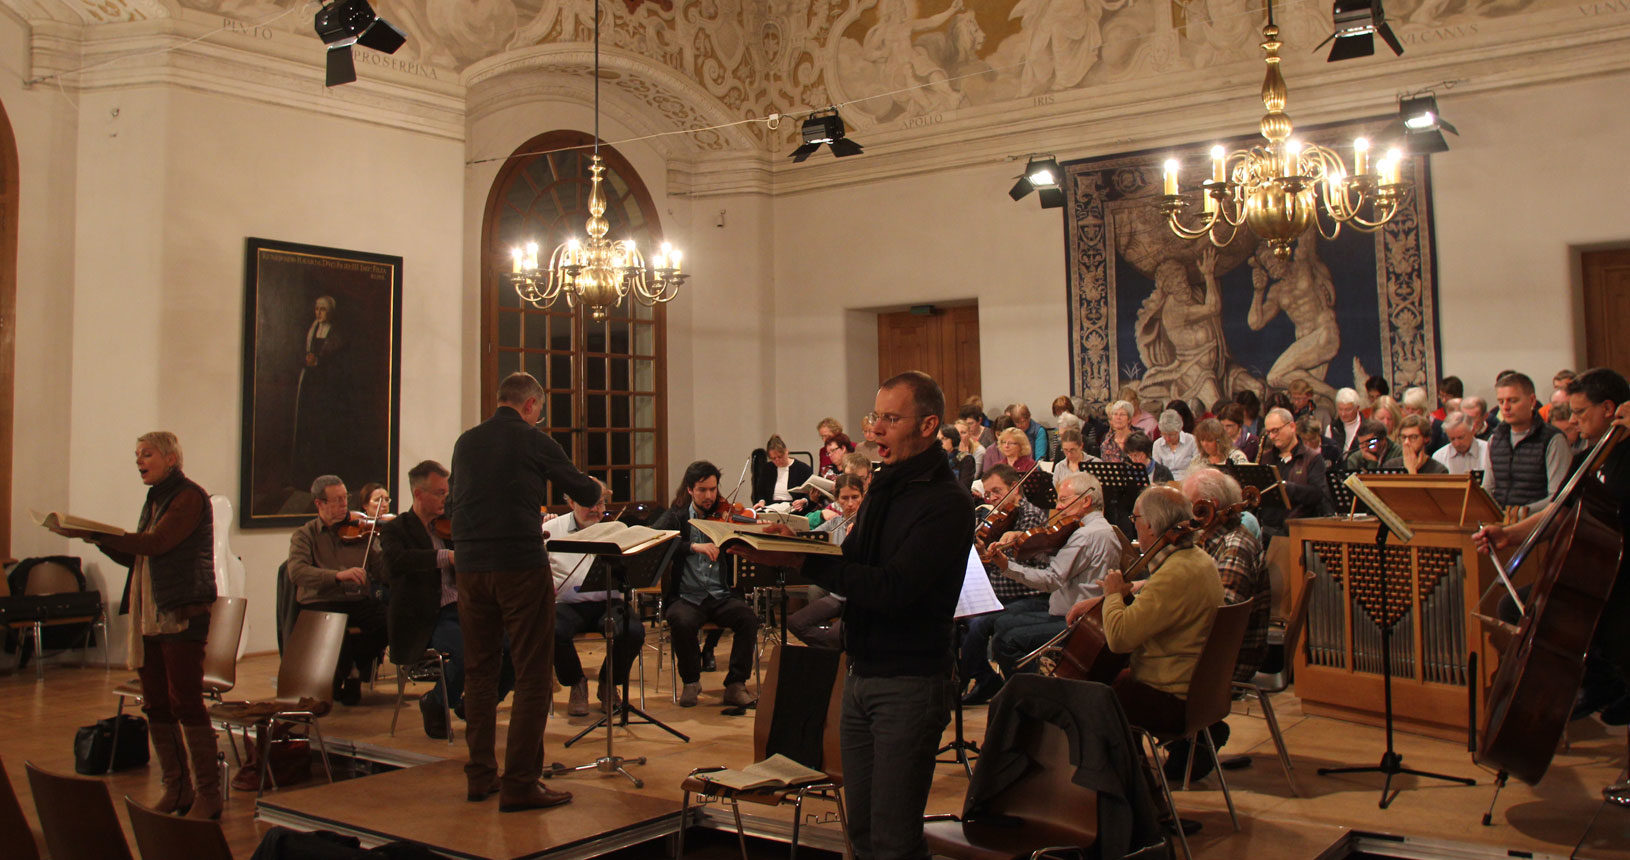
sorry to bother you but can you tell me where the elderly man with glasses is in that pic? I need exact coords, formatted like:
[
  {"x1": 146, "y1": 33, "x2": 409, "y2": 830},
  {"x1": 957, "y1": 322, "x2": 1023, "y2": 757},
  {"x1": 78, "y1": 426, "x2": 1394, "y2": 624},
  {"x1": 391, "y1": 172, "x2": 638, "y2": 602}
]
[{"x1": 1259, "y1": 406, "x2": 1334, "y2": 535}]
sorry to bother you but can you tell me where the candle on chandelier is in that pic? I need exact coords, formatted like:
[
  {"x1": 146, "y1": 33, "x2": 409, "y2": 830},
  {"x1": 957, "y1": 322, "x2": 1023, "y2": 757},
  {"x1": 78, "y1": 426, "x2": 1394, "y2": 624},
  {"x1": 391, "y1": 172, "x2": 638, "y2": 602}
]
[
  {"x1": 1210, "y1": 145, "x2": 1226, "y2": 184},
  {"x1": 1163, "y1": 159, "x2": 1179, "y2": 196},
  {"x1": 653, "y1": 241, "x2": 671, "y2": 270},
  {"x1": 671, "y1": 249, "x2": 683, "y2": 273},
  {"x1": 1353, "y1": 137, "x2": 1369, "y2": 176},
  {"x1": 1283, "y1": 140, "x2": 1302, "y2": 178},
  {"x1": 525, "y1": 242, "x2": 540, "y2": 270},
  {"x1": 511, "y1": 247, "x2": 524, "y2": 274}
]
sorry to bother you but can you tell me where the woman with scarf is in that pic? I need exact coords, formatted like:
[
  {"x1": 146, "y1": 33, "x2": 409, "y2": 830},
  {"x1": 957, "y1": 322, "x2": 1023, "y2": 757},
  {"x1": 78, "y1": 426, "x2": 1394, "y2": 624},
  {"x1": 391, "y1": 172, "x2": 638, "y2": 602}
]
[{"x1": 51, "y1": 431, "x2": 220, "y2": 818}]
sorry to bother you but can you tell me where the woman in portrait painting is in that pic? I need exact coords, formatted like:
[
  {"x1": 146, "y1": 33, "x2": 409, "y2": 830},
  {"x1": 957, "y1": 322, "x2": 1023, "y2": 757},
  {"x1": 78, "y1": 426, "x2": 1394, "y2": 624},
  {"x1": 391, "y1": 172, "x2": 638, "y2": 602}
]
[{"x1": 290, "y1": 295, "x2": 349, "y2": 486}]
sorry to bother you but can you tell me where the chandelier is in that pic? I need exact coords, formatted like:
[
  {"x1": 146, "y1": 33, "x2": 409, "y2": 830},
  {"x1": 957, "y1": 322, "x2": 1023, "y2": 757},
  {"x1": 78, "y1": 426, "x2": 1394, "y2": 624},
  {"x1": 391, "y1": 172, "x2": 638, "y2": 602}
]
[
  {"x1": 505, "y1": 6, "x2": 688, "y2": 321},
  {"x1": 1159, "y1": 3, "x2": 1409, "y2": 258}
]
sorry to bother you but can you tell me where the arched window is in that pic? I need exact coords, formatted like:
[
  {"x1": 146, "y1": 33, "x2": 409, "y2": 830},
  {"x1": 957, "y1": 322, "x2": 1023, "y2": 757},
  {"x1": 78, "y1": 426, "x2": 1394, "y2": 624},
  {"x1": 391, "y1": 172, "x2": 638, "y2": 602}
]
[{"x1": 481, "y1": 131, "x2": 667, "y2": 508}]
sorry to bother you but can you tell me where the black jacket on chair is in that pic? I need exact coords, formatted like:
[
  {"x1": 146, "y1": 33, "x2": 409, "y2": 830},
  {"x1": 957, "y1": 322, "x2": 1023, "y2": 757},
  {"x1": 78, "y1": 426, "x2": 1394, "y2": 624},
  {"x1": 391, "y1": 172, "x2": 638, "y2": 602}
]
[
  {"x1": 380, "y1": 510, "x2": 447, "y2": 666},
  {"x1": 751, "y1": 458, "x2": 814, "y2": 507}
]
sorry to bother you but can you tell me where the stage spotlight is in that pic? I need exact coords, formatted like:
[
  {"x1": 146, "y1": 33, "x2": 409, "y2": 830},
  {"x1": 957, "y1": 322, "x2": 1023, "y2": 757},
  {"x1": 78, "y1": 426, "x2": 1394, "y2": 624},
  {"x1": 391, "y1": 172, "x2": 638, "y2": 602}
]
[
  {"x1": 314, "y1": 0, "x2": 407, "y2": 87},
  {"x1": 1317, "y1": 0, "x2": 1403, "y2": 62},
  {"x1": 1396, "y1": 94, "x2": 1458, "y2": 154},
  {"x1": 789, "y1": 109, "x2": 864, "y2": 162},
  {"x1": 1008, "y1": 155, "x2": 1064, "y2": 209}
]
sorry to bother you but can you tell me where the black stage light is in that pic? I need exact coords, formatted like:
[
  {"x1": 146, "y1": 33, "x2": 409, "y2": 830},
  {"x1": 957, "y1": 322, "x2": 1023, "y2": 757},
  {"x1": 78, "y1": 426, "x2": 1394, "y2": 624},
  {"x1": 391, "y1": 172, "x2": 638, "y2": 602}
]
[
  {"x1": 314, "y1": 0, "x2": 407, "y2": 87},
  {"x1": 1397, "y1": 94, "x2": 1458, "y2": 154},
  {"x1": 789, "y1": 109, "x2": 864, "y2": 162},
  {"x1": 1318, "y1": 0, "x2": 1403, "y2": 62},
  {"x1": 1008, "y1": 155, "x2": 1064, "y2": 209}
]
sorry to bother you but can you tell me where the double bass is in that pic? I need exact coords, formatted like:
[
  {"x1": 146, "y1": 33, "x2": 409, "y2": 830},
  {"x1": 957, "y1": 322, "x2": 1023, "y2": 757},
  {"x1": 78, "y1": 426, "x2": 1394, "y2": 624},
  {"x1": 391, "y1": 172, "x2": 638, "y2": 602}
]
[
  {"x1": 1476, "y1": 425, "x2": 1626, "y2": 786},
  {"x1": 1017, "y1": 499, "x2": 1218, "y2": 682}
]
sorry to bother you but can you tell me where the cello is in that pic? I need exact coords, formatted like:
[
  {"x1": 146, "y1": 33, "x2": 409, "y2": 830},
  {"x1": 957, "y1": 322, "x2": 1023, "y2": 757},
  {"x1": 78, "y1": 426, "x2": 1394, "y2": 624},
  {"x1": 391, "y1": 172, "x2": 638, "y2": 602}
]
[
  {"x1": 1476, "y1": 424, "x2": 1626, "y2": 786},
  {"x1": 1016, "y1": 498, "x2": 1218, "y2": 682}
]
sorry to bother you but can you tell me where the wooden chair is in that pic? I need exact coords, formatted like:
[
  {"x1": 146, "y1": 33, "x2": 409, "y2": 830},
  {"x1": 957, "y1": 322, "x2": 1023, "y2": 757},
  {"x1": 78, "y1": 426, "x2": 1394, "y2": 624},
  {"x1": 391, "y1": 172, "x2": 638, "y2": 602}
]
[
  {"x1": 0, "y1": 755, "x2": 41, "y2": 860},
  {"x1": 1128, "y1": 601, "x2": 1253, "y2": 860},
  {"x1": 389, "y1": 648, "x2": 452, "y2": 743},
  {"x1": 23, "y1": 761, "x2": 133, "y2": 860},
  {"x1": 125, "y1": 796, "x2": 234, "y2": 860},
  {"x1": 111, "y1": 596, "x2": 248, "y2": 771},
  {"x1": 210, "y1": 609, "x2": 347, "y2": 795},
  {"x1": 677, "y1": 644, "x2": 849, "y2": 859}
]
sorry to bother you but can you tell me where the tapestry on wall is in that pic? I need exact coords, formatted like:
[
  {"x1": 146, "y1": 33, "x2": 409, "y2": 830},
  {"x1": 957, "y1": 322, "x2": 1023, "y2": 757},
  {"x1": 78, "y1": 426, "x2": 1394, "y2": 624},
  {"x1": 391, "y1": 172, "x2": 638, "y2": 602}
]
[
  {"x1": 239, "y1": 238, "x2": 402, "y2": 528},
  {"x1": 1063, "y1": 118, "x2": 1441, "y2": 412}
]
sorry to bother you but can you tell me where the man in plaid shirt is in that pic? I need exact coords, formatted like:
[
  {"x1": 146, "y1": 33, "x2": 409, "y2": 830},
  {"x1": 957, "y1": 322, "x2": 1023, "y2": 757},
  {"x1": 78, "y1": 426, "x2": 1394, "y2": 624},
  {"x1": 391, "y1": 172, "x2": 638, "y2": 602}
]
[
  {"x1": 1168, "y1": 468, "x2": 1271, "y2": 781},
  {"x1": 959, "y1": 465, "x2": 1052, "y2": 705}
]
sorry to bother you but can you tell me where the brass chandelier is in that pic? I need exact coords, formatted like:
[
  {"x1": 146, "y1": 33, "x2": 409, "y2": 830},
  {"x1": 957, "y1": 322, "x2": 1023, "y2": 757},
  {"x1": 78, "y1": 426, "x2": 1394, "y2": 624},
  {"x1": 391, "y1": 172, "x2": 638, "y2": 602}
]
[
  {"x1": 505, "y1": 5, "x2": 687, "y2": 321},
  {"x1": 1159, "y1": 2, "x2": 1409, "y2": 258}
]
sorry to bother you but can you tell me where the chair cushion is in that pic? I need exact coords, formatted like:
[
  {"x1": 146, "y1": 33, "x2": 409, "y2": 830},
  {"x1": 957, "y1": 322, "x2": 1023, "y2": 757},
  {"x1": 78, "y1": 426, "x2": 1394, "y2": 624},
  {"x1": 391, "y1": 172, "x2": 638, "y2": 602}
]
[{"x1": 924, "y1": 816, "x2": 1096, "y2": 860}]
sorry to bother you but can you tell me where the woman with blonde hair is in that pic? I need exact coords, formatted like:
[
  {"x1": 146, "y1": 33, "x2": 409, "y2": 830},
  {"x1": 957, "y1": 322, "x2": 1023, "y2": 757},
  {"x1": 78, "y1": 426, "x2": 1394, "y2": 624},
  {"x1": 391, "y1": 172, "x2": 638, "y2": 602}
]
[
  {"x1": 1371, "y1": 395, "x2": 1405, "y2": 442},
  {"x1": 1194, "y1": 417, "x2": 1248, "y2": 466},
  {"x1": 981, "y1": 426, "x2": 1036, "y2": 475},
  {"x1": 50, "y1": 432, "x2": 222, "y2": 819}
]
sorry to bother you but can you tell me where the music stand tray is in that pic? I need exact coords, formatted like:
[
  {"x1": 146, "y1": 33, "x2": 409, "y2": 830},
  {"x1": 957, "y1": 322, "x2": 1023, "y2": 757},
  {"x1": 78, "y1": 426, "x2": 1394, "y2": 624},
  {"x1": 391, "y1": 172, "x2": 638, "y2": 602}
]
[{"x1": 546, "y1": 536, "x2": 686, "y2": 788}]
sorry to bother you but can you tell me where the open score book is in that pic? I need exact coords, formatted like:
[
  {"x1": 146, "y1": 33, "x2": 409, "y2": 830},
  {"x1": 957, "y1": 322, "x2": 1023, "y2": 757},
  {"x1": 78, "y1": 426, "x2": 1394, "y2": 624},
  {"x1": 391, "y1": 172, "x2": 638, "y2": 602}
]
[
  {"x1": 31, "y1": 509, "x2": 126, "y2": 536},
  {"x1": 697, "y1": 753, "x2": 828, "y2": 791}
]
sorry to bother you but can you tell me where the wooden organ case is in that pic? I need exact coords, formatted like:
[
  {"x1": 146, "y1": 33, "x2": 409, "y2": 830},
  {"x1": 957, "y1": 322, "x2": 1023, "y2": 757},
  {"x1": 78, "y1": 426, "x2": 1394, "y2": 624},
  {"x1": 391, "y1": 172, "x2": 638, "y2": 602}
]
[{"x1": 1286, "y1": 474, "x2": 1506, "y2": 739}]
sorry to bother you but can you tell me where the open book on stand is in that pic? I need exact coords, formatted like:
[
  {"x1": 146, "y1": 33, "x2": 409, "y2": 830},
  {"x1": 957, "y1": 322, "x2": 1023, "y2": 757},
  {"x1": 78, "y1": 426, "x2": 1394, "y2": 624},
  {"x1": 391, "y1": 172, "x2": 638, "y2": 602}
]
[
  {"x1": 687, "y1": 519, "x2": 844, "y2": 557},
  {"x1": 31, "y1": 509, "x2": 127, "y2": 536},
  {"x1": 546, "y1": 521, "x2": 678, "y2": 556},
  {"x1": 698, "y1": 753, "x2": 828, "y2": 791}
]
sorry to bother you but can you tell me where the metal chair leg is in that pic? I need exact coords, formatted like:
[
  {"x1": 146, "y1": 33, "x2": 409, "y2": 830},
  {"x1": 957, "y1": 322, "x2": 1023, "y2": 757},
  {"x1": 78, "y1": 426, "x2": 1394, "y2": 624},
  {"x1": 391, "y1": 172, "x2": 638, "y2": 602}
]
[
  {"x1": 33, "y1": 621, "x2": 44, "y2": 679},
  {"x1": 390, "y1": 668, "x2": 407, "y2": 737},
  {"x1": 730, "y1": 798, "x2": 751, "y2": 860},
  {"x1": 1135, "y1": 728, "x2": 1190, "y2": 860},
  {"x1": 1252, "y1": 685, "x2": 1299, "y2": 796},
  {"x1": 306, "y1": 718, "x2": 335, "y2": 783},
  {"x1": 1201, "y1": 727, "x2": 1240, "y2": 831},
  {"x1": 789, "y1": 794, "x2": 803, "y2": 860}
]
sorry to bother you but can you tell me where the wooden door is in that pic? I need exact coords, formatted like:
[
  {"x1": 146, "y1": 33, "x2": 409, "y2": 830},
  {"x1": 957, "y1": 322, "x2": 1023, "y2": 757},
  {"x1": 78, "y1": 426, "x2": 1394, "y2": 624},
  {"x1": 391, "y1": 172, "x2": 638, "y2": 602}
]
[
  {"x1": 0, "y1": 101, "x2": 15, "y2": 563},
  {"x1": 1583, "y1": 249, "x2": 1630, "y2": 373},
  {"x1": 876, "y1": 305, "x2": 980, "y2": 421}
]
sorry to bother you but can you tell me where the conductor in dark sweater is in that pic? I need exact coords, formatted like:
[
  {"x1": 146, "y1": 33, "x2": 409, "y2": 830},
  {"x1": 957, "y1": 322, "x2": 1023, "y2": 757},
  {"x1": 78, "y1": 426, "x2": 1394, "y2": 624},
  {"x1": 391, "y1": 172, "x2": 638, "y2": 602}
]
[
  {"x1": 449, "y1": 372, "x2": 601, "y2": 812},
  {"x1": 736, "y1": 371, "x2": 974, "y2": 860}
]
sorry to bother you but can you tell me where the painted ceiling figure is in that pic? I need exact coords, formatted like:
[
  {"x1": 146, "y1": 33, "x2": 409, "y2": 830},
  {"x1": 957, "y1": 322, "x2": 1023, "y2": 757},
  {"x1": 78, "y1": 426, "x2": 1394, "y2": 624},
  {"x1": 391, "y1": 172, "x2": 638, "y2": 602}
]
[
  {"x1": 1010, "y1": 0, "x2": 1128, "y2": 96},
  {"x1": 1246, "y1": 229, "x2": 1341, "y2": 403}
]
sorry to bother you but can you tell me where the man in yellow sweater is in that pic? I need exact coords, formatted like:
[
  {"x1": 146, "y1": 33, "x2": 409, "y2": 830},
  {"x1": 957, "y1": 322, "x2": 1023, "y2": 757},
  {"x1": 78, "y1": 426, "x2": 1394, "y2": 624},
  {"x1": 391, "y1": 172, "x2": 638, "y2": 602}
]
[{"x1": 1098, "y1": 486, "x2": 1223, "y2": 735}]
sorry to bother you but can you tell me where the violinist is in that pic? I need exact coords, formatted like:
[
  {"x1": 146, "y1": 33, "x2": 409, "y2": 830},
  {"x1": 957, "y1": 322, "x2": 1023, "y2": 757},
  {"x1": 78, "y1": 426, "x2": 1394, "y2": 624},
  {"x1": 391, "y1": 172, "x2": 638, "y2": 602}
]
[
  {"x1": 286, "y1": 474, "x2": 387, "y2": 706},
  {"x1": 651, "y1": 461, "x2": 761, "y2": 708},
  {"x1": 985, "y1": 471, "x2": 1121, "y2": 680},
  {"x1": 1165, "y1": 469, "x2": 1271, "y2": 782},
  {"x1": 960, "y1": 465, "x2": 1052, "y2": 706},
  {"x1": 1476, "y1": 368, "x2": 1630, "y2": 735},
  {"x1": 546, "y1": 479, "x2": 644, "y2": 716},
  {"x1": 1084, "y1": 486, "x2": 1223, "y2": 737}
]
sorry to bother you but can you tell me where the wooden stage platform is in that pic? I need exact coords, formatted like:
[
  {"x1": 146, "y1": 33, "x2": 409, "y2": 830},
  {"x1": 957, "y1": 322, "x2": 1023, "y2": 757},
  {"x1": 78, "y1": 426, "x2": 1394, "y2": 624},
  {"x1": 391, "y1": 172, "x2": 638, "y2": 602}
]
[{"x1": 5, "y1": 642, "x2": 1627, "y2": 859}]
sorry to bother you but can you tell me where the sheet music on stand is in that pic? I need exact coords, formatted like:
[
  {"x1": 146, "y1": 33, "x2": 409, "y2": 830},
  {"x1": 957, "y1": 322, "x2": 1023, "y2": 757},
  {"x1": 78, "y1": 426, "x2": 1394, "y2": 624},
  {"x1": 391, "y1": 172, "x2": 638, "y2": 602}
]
[
  {"x1": 1327, "y1": 467, "x2": 1405, "y2": 514},
  {"x1": 1082, "y1": 461, "x2": 1148, "y2": 528},
  {"x1": 1220, "y1": 463, "x2": 1290, "y2": 509},
  {"x1": 955, "y1": 547, "x2": 1002, "y2": 619},
  {"x1": 573, "y1": 537, "x2": 680, "y2": 594}
]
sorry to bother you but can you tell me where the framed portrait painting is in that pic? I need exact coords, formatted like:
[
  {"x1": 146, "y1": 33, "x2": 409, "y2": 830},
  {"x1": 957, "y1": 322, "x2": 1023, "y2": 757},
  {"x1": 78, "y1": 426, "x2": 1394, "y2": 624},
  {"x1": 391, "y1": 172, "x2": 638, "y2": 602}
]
[
  {"x1": 239, "y1": 237, "x2": 402, "y2": 528},
  {"x1": 1062, "y1": 117, "x2": 1442, "y2": 412}
]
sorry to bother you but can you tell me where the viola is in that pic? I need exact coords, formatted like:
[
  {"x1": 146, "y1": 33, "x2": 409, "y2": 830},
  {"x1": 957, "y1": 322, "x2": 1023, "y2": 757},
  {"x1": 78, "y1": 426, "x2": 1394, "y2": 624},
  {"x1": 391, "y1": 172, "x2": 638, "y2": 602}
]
[
  {"x1": 431, "y1": 514, "x2": 452, "y2": 541},
  {"x1": 1476, "y1": 424, "x2": 1626, "y2": 786},
  {"x1": 1019, "y1": 499, "x2": 1219, "y2": 683}
]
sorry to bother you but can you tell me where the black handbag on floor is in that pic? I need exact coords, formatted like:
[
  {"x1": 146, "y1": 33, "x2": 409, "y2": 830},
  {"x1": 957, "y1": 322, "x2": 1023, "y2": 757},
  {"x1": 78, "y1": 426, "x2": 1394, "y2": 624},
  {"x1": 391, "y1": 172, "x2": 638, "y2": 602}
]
[{"x1": 73, "y1": 714, "x2": 150, "y2": 774}]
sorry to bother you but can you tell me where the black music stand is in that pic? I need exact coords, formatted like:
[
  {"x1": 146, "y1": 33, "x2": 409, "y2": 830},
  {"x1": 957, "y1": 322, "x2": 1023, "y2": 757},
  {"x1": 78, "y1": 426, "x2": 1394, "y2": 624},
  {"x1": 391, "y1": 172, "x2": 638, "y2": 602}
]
[
  {"x1": 545, "y1": 537, "x2": 686, "y2": 789},
  {"x1": 1316, "y1": 478, "x2": 1476, "y2": 808},
  {"x1": 1083, "y1": 462, "x2": 1148, "y2": 536},
  {"x1": 938, "y1": 547, "x2": 1003, "y2": 776},
  {"x1": 735, "y1": 549, "x2": 818, "y2": 647},
  {"x1": 1327, "y1": 467, "x2": 1405, "y2": 515}
]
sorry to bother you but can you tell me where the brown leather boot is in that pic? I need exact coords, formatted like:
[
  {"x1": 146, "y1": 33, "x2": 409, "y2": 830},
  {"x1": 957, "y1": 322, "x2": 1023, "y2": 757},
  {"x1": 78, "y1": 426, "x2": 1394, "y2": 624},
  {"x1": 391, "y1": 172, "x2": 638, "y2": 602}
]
[
  {"x1": 149, "y1": 722, "x2": 193, "y2": 815},
  {"x1": 182, "y1": 724, "x2": 223, "y2": 820}
]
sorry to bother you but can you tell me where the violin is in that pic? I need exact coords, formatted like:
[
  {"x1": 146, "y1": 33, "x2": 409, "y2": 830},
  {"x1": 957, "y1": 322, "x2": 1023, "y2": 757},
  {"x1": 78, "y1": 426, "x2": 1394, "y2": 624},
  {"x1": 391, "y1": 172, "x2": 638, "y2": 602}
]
[
  {"x1": 706, "y1": 500, "x2": 758, "y2": 524},
  {"x1": 337, "y1": 512, "x2": 380, "y2": 543},
  {"x1": 1017, "y1": 498, "x2": 1219, "y2": 683},
  {"x1": 973, "y1": 460, "x2": 1044, "y2": 547},
  {"x1": 981, "y1": 489, "x2": 1095, "y2": 564},
  {"x1": 431, "y1": 514, "x2": 452, "y2": 541}
]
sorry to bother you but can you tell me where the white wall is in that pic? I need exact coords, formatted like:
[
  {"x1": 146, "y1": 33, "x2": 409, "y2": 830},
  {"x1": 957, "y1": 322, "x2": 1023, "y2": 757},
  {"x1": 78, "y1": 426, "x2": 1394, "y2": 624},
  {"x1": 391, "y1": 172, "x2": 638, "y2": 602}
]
[
  {"x1": 7, "y1": 51, "x2": 465, "y2": 657},
  {"x1": 769, "y1": 72, "x2": 1630, "y2": 438}
]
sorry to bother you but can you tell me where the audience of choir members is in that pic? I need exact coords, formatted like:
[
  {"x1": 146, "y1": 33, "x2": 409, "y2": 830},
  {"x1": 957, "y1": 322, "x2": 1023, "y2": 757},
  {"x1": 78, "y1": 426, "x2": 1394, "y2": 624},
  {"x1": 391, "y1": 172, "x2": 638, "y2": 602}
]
[
  {"x1": 982, "y1": 426, "x2": 1037, "y2": 475},
  {"x1": 1368, "y1": 394, "x2": 1402, "y2": 443},
  {"x1": 1217, "y1": 403, "x2": 1259, "y2": 462},
  {"x1": 941, "y1": 425, "x2": 978, "y2": 489},
  {"x1": 1164, "y1": 399, "x2": 1197, "y2": 434},
  {"x1": 752, "y1": 434, "x2": 813, "y2": 511},
  {"x1": 1053, "y1": 429, "x2": 1094, "y2": 487},
  {"x1": 1298, "y1": 414, "x2": 1343, "y2": 468},
  {"x1": 1328, "y1": 387, "x2": 1363, "y2": 458},
  {"x1": 953, "y1": 414, "x2": 988, "y2": 463},
  {"x1": 815, "y1": 418, "x2": 844, "y2": 471},
  {"x1": 1120, "y1": 384, "x2": 1160, "y2": 435},
  {"x1": 1340, "y1": 418, "x2": 1400, "y2": 473},
  {"x1": 1550, "y1": 402, "x2": 1586, "y2": 452},
  {"x1": 856, "y1": 413, "x2": 883, "y2": 461},
  {"x1": 1233, "y1": 389, "x2": 1263, "y2": 437},
  {"x1": 1101, "y1": 400, "x2": 1137, "y2": 463},
  {"x1": 1383, "y1": 414, "x2": 1448, "y2": 474},
  {"x1": 1194, "y1": 417, "x2": 1249, "y2": 467},
  {"x1": 820, "y1": 433, "x2": 855, "y2": 479},
  {"x1": 960, "y1": 397, "x2": 998, "y2": 446},
  {"x1": 1009, "y1": 403, "x2": 1049, "y2": 463},
  {"x1": 1436, "y1": 375, "x2": 1464, "y2": 421},
  {"x1": 1152, "y1": 409, "x2": 1199, "y2": 477},
  {"x1": 1364, "y1": 374, "x2": 1391, "y2": 408},
  {"x1": 1401, "y1": 386, "x2": 1448, "y2": 451},
  {"x1": 1434, "y1": 411, "x2": 1496, "y2": 490},
  {"x1": 1462, "y1": 395, "x2": 1493, "y2": 439},
  {"x1": 1122, "y1": 432, "x2": 1173, "y2": 483},
  {"x1": 1541, "y1": 369, "x2": 1575, "y2": 421},
  {"x1": 1490, "y1": 370, "x2": 1570, "y2": 511},
  {"x1": 1260, "y1": 407, "x2": 1333, "y2": 529},
  {"x1": 1287, "y1": 379, "x2": 1323, "y2": 425},
  {"x1": 1053, "y1": 395, "x2": 1084, "y2": 438}
]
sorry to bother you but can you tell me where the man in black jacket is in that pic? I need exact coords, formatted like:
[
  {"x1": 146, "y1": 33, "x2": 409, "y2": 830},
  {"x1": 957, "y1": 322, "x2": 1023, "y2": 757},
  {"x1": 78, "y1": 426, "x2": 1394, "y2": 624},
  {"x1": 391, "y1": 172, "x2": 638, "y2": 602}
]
[
  {"x1": 381, "y1": 459, "x2": 513, "y2": 739},
  {"x1": 737, "y1": 371, "x2": 974, "y2": 860},
  {"x1": 651, "y1": 461, "x2": 761, "y2": 708},
  {"x1": 449, "y1": 372, "x2": 601, "y2": 812}
]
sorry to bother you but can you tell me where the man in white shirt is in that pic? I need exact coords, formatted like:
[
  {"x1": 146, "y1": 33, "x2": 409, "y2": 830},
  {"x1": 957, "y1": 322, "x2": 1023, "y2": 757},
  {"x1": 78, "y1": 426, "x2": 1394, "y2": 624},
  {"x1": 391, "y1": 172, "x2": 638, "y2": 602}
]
[
  {"x1": 1433, "y1": 411, "x2": 1495, "y2": 492},
  {"x1": 987, "y1": 471, "x2": 1123, "y2": 676},
  {"x1": 544, "y1": 480, "x2": 646, "y2": 716},
  {"x1": 1151, "y1": 409, "x2": 1199, "y2": 477}
]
